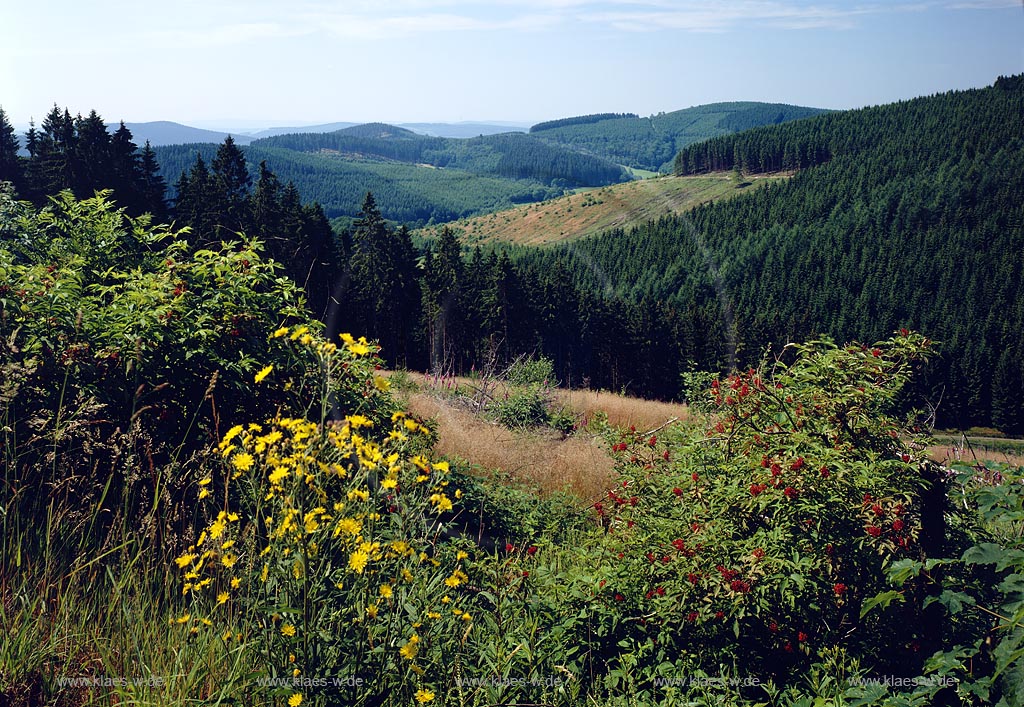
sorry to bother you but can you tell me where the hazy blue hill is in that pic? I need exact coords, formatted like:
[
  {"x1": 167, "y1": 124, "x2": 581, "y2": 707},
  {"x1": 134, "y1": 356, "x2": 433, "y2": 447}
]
[
  {"x1": 337, "y1": 123, "x2": 425, "y2": 139},
  {"x1": 529, "y1": 102, "x2": 828, "y2": 171},
  {"x1": 399, "y1": 122, "x2": 528, "y2": 138},
  {"x1": 123, "y1": 121, "x2": 254, "y2": 146},
  {"x1": 247, "y1": 122, "x2": 357, "y2": 138}
]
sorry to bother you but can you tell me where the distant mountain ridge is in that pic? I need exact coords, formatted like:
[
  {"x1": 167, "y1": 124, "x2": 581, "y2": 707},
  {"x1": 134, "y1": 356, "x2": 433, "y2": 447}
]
[
  {"x1": 111, "y1": 120, "x2": 527, "y2": 146},
  {"x1": 123, "y1": 121, "x2": 256, "y2": 146}
]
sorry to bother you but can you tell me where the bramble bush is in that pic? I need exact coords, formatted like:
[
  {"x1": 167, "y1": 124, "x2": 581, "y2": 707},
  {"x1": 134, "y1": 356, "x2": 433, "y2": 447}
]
[
  {"x1": 588, "y1": 333, "x2": 952, "y2": 697},
  {"x1": 0, "y1": 188, "x2": 315, "y2": 558}
]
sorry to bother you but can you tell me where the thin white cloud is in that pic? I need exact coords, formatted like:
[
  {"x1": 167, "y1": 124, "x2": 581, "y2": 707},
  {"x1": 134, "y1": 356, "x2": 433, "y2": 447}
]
[
  {"x1": 575, "y1": 2, "x2": 922, "y2": 33},
  {"x1": 301, "y1": 9, "x2": 560, "y2": 40},
  {"x1": 946, "y1": 0, "x2": 1021, "y2": 8}
]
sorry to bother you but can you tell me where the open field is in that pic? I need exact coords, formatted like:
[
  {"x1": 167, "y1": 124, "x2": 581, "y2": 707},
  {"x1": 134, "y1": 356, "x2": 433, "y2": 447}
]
[
  {"x1": 416, "y1": 172, "x2": 789, "y2": 247},
  {"x1": 395, "y1": 372, "x2": 689, "y2": 500}
]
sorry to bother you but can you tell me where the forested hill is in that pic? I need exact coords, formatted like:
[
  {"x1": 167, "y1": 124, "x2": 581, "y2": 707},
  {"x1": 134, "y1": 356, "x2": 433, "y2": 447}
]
[
  {"x1": 528, "y1": 102, "x2": 827, "y2": 172},
  {"x1": 525, "y1": 75, "x2": 1024, "y2": 431},
  {"x1": 153, "y1": 143, "x2": 562, "y2": 226},
  {"x1": 251, "y1": 124, "x2": 630, "y2": 188}
]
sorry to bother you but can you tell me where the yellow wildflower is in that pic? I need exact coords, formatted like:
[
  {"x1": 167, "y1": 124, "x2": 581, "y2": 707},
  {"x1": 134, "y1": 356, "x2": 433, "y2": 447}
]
[
  {"x1": 230, "y1": 576, "x2": 241, "y2": 589},
  {"x1": 337, "y1": 518, "x2": 361, "y2": 535},
  {"x1": 174, "y1": 552, "x2": 196, "y2": 569},
  {"x1": 288, "y1": 693, "x2": 303, "y2": 707},
  {"x1": 349, "y1": 550, "x2": 369, "y2": 574},
  {"x1": 231, "y1": 453, "x2": 254, "y2": 473},
  {"x1": 217, "y1": 591, "x2": 229, "y2": 605},
  {"x1": 373, "y1": 375, "x2": 390, "y2": 391},
  {"x1": 281, "y1": 624, "x2": 296, "y2": 637},
  {"x1": 346, "y1": 414, "x2": 373, "y2": 428},
  {"x1": 399, "y1": 636, "x2": 419, "y2": 660},
  {"x1": 254, "y1": 364, "x2": 273, "y2": 384},
  {"x1": 221, "y1": 424, "x2": 245, "y2": 446},
  {"x1": 221, "y1": 554, "x2": 237, "y2": 569},
  {"x1": 198, "y1": 488, "x2": 211, "y2": 500},
  {"x1": 414, "y1": 688, "x2": 435, "y2": 703},
  {"x1": 380, "y1": 584, "x2": 393, "y2": 599},
  {"x1": 366, "y1": 604, "x2": 378, "y2": 619},
  {"x1": 209, "y1": 518, "x2": 227, "y2": 540},
  {"x1": 272, "y1": 326, "x2": 290, "y2": 338}
]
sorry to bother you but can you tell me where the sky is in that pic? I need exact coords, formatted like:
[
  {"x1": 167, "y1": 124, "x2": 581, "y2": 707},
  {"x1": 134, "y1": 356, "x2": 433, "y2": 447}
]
[{"x1": 1, "y1": 0, "x2": 1022, "y2": 130}]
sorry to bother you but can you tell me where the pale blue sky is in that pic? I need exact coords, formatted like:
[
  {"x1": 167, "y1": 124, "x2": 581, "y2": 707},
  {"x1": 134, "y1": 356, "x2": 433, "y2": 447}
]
[{"x1": 2, "y1": 0, "x2": 1021, "y2": 129}]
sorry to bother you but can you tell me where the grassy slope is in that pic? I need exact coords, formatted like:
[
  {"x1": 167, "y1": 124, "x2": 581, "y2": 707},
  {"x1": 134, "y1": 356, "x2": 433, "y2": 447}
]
[{"x1": 417, "y1": 172, "x2": 789, "y2": 247}]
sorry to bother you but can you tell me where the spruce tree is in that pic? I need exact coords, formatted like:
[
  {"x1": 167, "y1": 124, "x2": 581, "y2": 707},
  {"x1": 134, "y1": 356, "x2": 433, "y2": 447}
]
[
  {"x1": 137, "y1": 141, "x2": 167, "y2": 219},
  {"x1": 209, "y1": 136, "x2": 251, "y2": 236},
  {"x1": 74, "y1": 110, "x2": 111, "y2": 196},
  {"x1": 0, "y1": 108, "x2": 23, "y2": 193}
]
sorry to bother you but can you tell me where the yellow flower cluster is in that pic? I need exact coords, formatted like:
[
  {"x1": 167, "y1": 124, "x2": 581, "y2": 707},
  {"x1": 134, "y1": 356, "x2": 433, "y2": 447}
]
[{"x1": 172, "y1": 325, "x2": 473, "y2": 701}]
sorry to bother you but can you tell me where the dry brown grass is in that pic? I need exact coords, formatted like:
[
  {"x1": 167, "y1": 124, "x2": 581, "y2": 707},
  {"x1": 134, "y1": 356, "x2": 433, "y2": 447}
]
[
  {"x1": 928, "y1": 445, "x2": 1024, "y2": 468},
  {"x1": 413, "y1": 172, "x2": 790, "y2": 248},
  {"x1": 406, "y1": 393, "x2": 617, "y2": 501},
  {"x1": 553, "y1": 388, "x2": 689, "y2": 432}
]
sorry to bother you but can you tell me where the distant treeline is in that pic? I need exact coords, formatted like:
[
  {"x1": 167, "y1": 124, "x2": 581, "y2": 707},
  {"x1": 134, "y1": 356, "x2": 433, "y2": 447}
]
[{"x1": 530, "y1": 113, "x2": 640, "y2": 133}]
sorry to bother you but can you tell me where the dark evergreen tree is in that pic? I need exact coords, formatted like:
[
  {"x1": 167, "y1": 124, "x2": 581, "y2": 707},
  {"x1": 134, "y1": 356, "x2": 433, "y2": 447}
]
[
  {"x1": 0, "y1": 108, "x2": 23, "y2": 192},
  {"x1": 421, "y1": 226, "x2": 464, "y2": 371},
  {"x1": 344, "y1": 193, "x2": 422, "y2": 367},
  {"x1": 209, "y1": 136, "x2": 251, "y2": 237},
  {"x1": 74, "y1": 110, "x2": 111, "y2": 195},
  {"x1": 137, "y1": 141, "x2": 167, "y2": 219},
  {"x1": 173, "y1": 155, "x2": 218, "y2": 241}
]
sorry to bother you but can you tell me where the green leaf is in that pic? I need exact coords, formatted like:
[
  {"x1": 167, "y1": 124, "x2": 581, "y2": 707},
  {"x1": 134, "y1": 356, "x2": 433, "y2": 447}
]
[
  {"x1": 860, "y1": 590, "x2": 904, "y2": 618},
  {"x1": 963, "y1": 543, "x2": 1006, "y2": 566}
]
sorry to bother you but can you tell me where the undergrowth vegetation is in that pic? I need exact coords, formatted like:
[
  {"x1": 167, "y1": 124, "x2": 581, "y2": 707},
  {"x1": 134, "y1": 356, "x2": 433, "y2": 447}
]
[{"x1": 1, "y1": 191, "x2": 1021, "y2": 706}]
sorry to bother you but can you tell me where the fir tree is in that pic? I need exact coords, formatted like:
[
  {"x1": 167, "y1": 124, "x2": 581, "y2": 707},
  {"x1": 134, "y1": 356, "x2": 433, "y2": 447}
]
[{"x1": 0, "y1": 108, "x2": 23, "y2": 192}]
